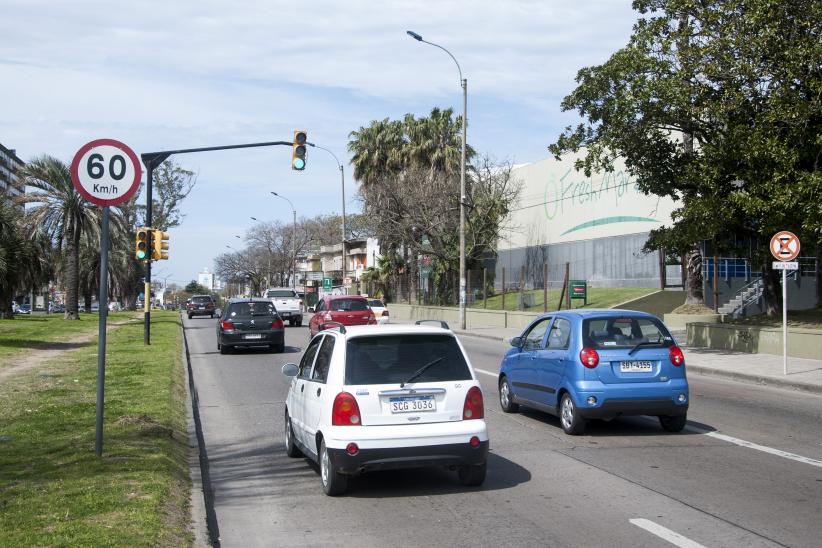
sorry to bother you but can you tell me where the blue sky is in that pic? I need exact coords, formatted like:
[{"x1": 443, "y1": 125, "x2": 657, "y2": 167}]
[{"x1": 0, "y1": 1, "x2": 639, "y2": 285}]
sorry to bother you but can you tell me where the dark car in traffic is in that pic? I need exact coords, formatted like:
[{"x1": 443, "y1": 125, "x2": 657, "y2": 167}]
[
  {"x1": 187, "y1": 294, "x2": 216, "y2": 319},
  {"x1": 217, "y1": 298, "x2": 285, "y2": 354}
]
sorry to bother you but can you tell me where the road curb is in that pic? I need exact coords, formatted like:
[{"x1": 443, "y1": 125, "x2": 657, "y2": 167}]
[{"x1": 686, "y1": 364, "x2": 822, "y2": 395}]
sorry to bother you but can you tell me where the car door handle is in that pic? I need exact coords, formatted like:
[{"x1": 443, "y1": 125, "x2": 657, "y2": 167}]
[
  {"x1": 300, "y1": 384, "x2": 305, "y2": 393},
  {"x1": 316, "y1": 387, "x2": 321, "y2": 397}
]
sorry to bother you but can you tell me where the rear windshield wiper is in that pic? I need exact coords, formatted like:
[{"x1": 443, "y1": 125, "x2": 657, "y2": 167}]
[
  {"x1": 400, "y1": 357, "x2": 445, "y2": 388},
  {"x1": 628, "y1": 340, "x2": 664, "y2": 356}
]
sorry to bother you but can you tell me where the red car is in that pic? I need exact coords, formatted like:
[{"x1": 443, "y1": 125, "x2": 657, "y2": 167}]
[{"x1": 308, "y1": 295, "x2": 376, "y2": 338}]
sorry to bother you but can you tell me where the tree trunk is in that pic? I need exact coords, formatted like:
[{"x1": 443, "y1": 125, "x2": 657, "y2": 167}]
[
  {"x1": 64, "y1": 228, "x2": 80, "y2": 320},
  {"x1": 684, "y1": 245, "x2": 704, "y2": 305},
  {"x1": 762, "y1": 265, "x2": 781, "y2": 317}
]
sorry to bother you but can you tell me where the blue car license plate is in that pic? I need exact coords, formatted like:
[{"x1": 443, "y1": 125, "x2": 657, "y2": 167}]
[{"x1": 620, "y1": 360, "x2": 652, "y2": 372}]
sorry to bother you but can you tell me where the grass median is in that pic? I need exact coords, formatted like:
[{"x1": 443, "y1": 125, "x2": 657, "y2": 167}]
[{"x1": 0, "y1": 310, "x2": 191, "y2": 547}]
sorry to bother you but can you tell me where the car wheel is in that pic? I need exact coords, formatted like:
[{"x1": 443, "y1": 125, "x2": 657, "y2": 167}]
[
  {"x1": 458, "y1": 462, "x2": 487, "y2": 487},
  {"x1": 659, "y1": 414, "x2": 687, "y2": 433},
  {"x1": 219, "y1": 344, "x2": 230, "y2": 355},
  {"x1": 210, "y1": 313, "x2": 214, "y2": 318},
  {"x1": 296, "y1": 320, "x2": 302, "y2": 327},
  {"x1": 498, "y1": 376, "x2": 520, "y2": 413},
  {"x1": 187, "y1": 314, "x2": 192, "y2": 319},
  {"x1": 559, "y1": 393, "x2": 585, "y2": 435},
  {"x1": 289, "y1": 319, "x2": 295, "y2": 327},
  {"x1": 320, "y1": 440, "x2": 347, "y2": 496},
  {"x1": 270, "y1": 343, "x2": 285, "y2": 353},
  {"x1": 284, "y1": 410, "x2": 302, "y2": 458}
]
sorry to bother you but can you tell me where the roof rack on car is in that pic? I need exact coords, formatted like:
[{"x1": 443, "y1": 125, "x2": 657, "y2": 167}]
[
  {"x1": 415, "y1": 320, "x2": 450, "y2": 330},
  {"x1": 321, "y1": 321, "x2": 347, "y2": 334}
]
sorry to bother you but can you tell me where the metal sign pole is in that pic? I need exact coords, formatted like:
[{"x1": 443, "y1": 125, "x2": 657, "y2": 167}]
[
  {"x1": 783, "y1": 268, "x2": 788, "y2": 376},
  {"x1": 95, "y1": 206, "x2": 110, "y2": 456}
]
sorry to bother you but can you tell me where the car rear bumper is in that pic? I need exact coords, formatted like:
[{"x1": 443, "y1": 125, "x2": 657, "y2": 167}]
[
  {"x1": 188, "y1": 309, "x2": 215, "y2": 316},
  {"x1": 278, "y1": 311, "x2": 302, "y2": 321},
  {"x1": 219, "y1": 331, "x2": 284, "y2": 347},
  {"x1": 328, "y1": 440, "x2": 489, "y2": 474},
  {"x1": 323, "y1": 420, "x2": 488, "y2": 473},
  {"x1": 578, "y1": 399, "x2": 688, "y2": 419}
]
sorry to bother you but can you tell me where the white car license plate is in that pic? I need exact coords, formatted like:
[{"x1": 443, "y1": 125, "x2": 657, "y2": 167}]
[
  {"x1": 389, "y1": 395, "x2": 435, "y2": 413},
  {"x1": 244, "y1": 333, "x2": 262, "y2": 340},
  {"x1": 280, "y1": 311, "x2": 290, "y2": 317},
  {"x1": 620, "y1": 360, "x2": 653, "y2": 372}
]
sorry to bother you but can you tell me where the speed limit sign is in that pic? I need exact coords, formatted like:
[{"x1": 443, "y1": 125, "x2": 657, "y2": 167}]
[{"x1": 70, "y1": 139, "x2": 142, "y2": 206}]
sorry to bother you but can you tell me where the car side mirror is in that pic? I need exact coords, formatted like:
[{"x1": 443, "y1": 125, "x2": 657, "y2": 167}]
[
  {"x1": 308, "y1": 307, "x2": 315, "y2": 313},
  {"x1": 510, "y1": 336, "x2": 523, "y2": 348},
  {"x1": 281, "y1": 363, "x2": 299, "y2": 377}
]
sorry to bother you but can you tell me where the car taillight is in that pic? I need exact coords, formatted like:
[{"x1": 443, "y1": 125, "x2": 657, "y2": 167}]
[
  {"x1": 221, "y1": 320, "x2": 234, "y2": 333},
  {"x1": 271, "y1": 318, "x2": 284, "y2": 329},
  {"x1": 332, "y1": 392, "x2": 361, "y2": 426},
  {"x1": 382, "y1": 310, "x2": 389, "y2": 316},
  {"x1": 463, "y1": 386, "x2": 484, "y2": 420},
  {"x1": 368, "y1": 314, "x2": 376, "y2": 324},
  {"x1": 579, "y1": 347, "x2": 599, "y2": 368},
  {"x1": 669, "y1": 346, "x2": 685, "y2": 366}
]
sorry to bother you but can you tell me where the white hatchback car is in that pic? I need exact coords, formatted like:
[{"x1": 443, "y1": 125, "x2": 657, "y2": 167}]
[
  {"x1": 367, "y1": 298, "x2": 390, "y2": 324},
  {"x1": 282, "y1": 322, "x2": 489, "y2": 496}
]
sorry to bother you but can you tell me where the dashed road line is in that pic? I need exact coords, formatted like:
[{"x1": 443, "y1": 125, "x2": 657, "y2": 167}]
[
  {"x1": 474, "y1": 368, "x2": 498, "y2": 378},
  {"x1": 689, "y1": 427, "x2": 822, "y2": 469},
  {"x1": 629, "y1": 519, "x2": 706, "y2": 547}
]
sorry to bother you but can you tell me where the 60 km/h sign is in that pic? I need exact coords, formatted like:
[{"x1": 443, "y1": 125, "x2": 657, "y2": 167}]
[{"x1": 70, "y1": 139, "x2": 142, "y2": 207}]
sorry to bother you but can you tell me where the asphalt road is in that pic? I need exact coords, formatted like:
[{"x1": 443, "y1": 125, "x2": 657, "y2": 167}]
[{"x1": 183, "y1": 315, "x2": 822, "y2": 548}]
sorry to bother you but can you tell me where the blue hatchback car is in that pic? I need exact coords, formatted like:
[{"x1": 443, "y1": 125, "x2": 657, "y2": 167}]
[{"x1": 498, "y1": 309, "x2": 688, "y2": 435}]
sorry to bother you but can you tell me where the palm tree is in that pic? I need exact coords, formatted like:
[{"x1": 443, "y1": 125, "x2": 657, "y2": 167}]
[
  {"x1": 17, "y1": 156, "x2": 101, "y2": 319},
  {"x1": 347, "y1": 118, "x2": 405, "y2": 197}
]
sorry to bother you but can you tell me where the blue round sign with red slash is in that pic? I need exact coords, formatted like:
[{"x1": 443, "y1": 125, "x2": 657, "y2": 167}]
[{"x1": 70, "y1": 139, "x2": 142, "y2": 207}]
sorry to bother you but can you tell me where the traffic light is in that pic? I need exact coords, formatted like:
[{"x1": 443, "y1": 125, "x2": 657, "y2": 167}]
[
  {"x1": 135, "y1": 228, "x2": 150, "y2": 260},
  {"x1": 292, "y1": 130, "x2": 307, "y2": 170},
  {"x1": 152, "y1": 230, "x2": 170, "y2": 261}
]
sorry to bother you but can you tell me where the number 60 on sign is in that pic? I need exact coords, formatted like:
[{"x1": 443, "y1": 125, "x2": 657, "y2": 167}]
[{"x1": 70, "y1": 139, "x2": 142, "y2": 207}]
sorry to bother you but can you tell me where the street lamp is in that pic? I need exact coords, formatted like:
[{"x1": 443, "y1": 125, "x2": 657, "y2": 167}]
[
  {"x1": 406, "y1": 30, "x2": 468, "y2": 329},
  {"x1": 306, "y1": 143, "x2": 347, "y2": 292},
  {"x1": 271, "y1": 191, "x2": 297, "y2": 291}
]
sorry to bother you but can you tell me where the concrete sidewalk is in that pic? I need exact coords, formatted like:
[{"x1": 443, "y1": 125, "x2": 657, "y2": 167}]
[{"x1": 420, "y1": 322, "x2": 822, "y2": 395}]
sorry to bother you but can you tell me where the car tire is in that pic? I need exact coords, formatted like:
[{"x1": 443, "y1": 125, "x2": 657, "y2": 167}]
[
  {"x1": 296, "y1": 320, "x2": 302, "y2": 327},
  {"x1": 659, "y1": 414, "x2": 687, "y2": 433},
  {"x1": 187, "y1": 314, "x2": 192, "y2": 319},
  {"x1": 559, "y1": 393, "x2": 586, "y2": 435},
  {"x1": 210, "y1": 313, "x2": 214, "y2": 318},
  {"x1": 284, "y1": 410, "x2": 302, "y2": 458},
  {"x1": 219, "y1": 344, "x2": 230, "y2": 355},
  {"x1": 499, "y1": 376, "x2": 520, "y2": 413},
  {"x1": 320, "y1": 440, "x2": 347, "y2": 496},
  {"x1": 289, "y1": 319, "x2": 295, "y2": 327},
  {"x1": 271, "y1": 343, "x2": 285, "y2": 353},
  {"x1": 458, "y1": 462, "x2": 487, "y2": 487}
]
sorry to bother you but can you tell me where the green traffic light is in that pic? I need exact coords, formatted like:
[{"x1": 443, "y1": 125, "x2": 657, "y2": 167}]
[
  {"x1": 293, "y1": 158, "x2": 305, "y2": 170},
  {"x1": 137, "y1": 250, "x2": 146, "y2": 260}
]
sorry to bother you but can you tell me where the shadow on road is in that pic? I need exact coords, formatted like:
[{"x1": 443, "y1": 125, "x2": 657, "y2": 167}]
[{"x1": 518, "y1": 408, "x2": 713, "y2": 437}]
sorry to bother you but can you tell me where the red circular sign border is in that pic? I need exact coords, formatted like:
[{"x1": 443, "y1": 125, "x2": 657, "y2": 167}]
[
  {"x1": 70, "y1": 138, "x2": 142, "y2": 207},
  {"x1": 770, "y1": 230, "x2": 800, "y2": 262}
]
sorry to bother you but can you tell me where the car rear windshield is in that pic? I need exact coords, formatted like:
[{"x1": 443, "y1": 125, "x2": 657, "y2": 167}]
[
  {"x1": 368, "y1": 299, "x2": 385, "y2": 308},
  {"x1": 266, "y1": 290, "x2": 296, "y2": 298},
  {"x1": 329, "y1": 298, "x2": 368, "y2": 312},
  {"x1": 192, "y1": 296, "x2": 212, "y2": 304},
  {"x1": 228, "y1": 301, "x2": 276, "y2": 317},
  {"x1": 345, "y1": 334, "x2": 472, "y2": 385},
  {"x1": 583, "y1": 317, "x2": 674, "y2": 349}
]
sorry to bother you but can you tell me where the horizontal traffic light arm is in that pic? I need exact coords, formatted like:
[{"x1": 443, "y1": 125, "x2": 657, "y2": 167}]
[{"x1": 141, "y1": 141, "x2": 293, "y2": 169}]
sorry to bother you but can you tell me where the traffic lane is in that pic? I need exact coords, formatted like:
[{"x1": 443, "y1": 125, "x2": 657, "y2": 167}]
[
  {"x1": 183, "y1": 315, "x2": 308, "y2": 547},
  {"x1": 457, "y1": 334, "x2": 822, "y2": 547},
  {"x1": 458, "y1": 332, "x2": 822, "y2": 460}
]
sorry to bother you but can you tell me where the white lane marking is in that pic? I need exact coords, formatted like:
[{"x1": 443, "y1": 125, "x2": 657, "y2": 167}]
[
  {"x1": 474, "y1": 368, "x2": 498, "y2": 378},
  {"x1": 692, "y1": 428, "x2": 822, "y2": 469},
  {"x1": 629, "y1": 519, "x2": 706, "y2": 548}
]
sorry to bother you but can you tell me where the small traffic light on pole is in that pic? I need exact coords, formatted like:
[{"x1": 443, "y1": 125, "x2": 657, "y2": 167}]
[
  {"x1": 292, "y1": 130, "x2": 307, "y2": 170},
  {"x1": 135, "y1": 228, "x2": 150, "y2": 260},
  {"x1": 152, "y1": 230, "x2": 170, "y2": 261}
]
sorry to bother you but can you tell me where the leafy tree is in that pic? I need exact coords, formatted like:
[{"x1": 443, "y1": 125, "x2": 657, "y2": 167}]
[
  {"x1": 141, "y1": 159, "x2": 197, "y2": 230},
  {"x1": 184, "y1": 281, "x2": 211, "y2": 295},
  {"x1": 550, "y1": 0, "x2": 822, "y2": 314}
]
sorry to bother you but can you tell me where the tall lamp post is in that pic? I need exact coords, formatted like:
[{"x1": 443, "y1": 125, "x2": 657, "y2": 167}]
[
  {"x1": 406, "y1": 30, "x2": 468, "y2": 329},
  {"x1": 271, "y1": 191, "x2": 297, "y2": 290},
  {"x1": 307, "y1": 143, "x2": 347, "y2": 292}
]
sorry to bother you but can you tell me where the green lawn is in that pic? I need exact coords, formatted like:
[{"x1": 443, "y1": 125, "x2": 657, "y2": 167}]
[
  {"x1": 471, "y1": 287, "x2": 657, "y2": 311},
  {"x1": 0, "y1": 312, "x2": 137, "y2": 365},
  {"x1": 0, "y1": 311, "x2": 191, "y2": 547}
]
